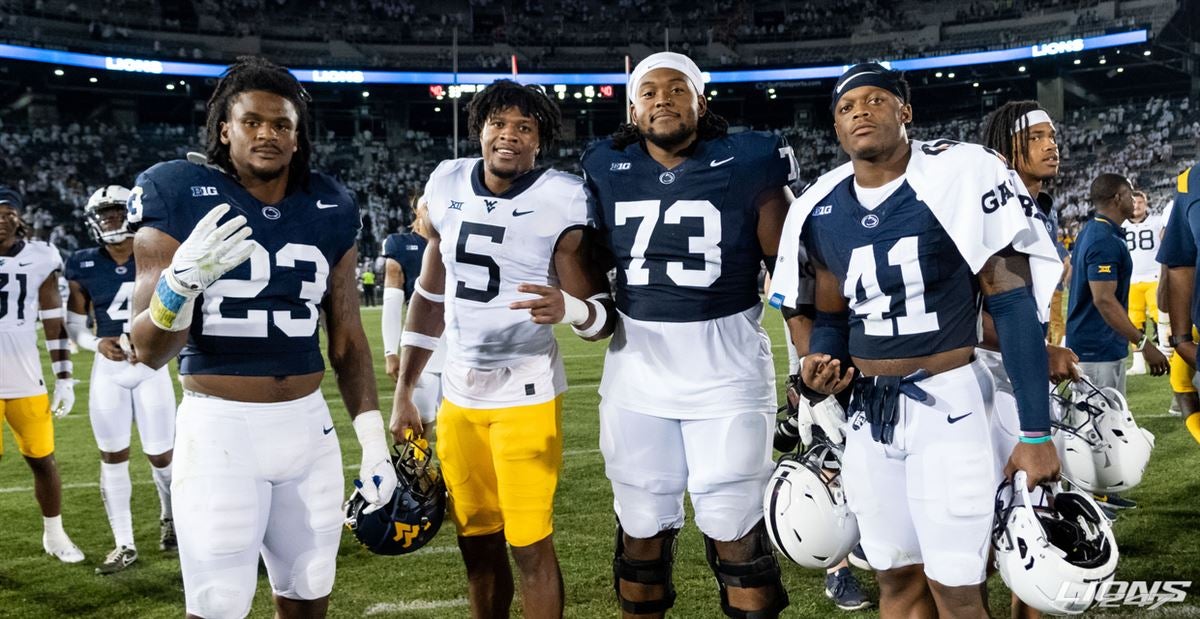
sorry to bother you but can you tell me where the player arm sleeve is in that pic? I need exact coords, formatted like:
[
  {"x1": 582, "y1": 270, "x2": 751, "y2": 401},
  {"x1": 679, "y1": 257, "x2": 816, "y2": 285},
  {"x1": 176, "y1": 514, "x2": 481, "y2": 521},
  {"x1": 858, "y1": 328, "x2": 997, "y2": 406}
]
[
  {"x1": 985, "y1": 286, "x2": 1051, "y2": 434},
  {"x1": 809, "y1": 310, "x2": 850, "y2": 367},
  {"x1": 382, "y1": 286, "x2": 404, "y2": 356},
  {"x1": 66, "y1": 311, "x2": 98, "y2": 352}
]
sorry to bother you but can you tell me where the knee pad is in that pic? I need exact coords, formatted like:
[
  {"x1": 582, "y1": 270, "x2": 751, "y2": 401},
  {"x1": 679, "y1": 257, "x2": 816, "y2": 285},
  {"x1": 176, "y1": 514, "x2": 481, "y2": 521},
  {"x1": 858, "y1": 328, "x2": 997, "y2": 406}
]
[
  {"x1": 613, "y1": 524, "x2": 679, "y2": 616},
  {"x1": 703, "y1": 520, "x2": 789, "y2": 619},
  {"x1": 191, "y1": 583, "x2": 252, "y2": 619}
]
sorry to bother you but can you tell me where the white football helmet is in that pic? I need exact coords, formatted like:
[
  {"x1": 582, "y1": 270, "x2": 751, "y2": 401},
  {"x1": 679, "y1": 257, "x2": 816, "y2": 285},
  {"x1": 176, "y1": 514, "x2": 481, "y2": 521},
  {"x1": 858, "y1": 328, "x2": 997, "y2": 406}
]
[
  {"x1": 1054, "y1": 377, "x2": 1155, "y2": 493},
  {"x1": 763, "y1": 438, "x2": 859, "y2": 569},
  {"x1": 85, "y1": 185, "x2": 133, "y2": 244},
  {"x1": 993, "y1": 472, "x2": 1118, "y2": 615}
]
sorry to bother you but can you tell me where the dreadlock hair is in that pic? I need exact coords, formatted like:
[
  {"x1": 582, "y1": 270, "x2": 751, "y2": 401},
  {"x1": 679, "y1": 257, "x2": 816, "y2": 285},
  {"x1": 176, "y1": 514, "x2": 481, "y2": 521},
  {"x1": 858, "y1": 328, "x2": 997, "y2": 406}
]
[
  {"x1": 205, "y1": 56, "x2": 313, "y2": 192},
  {"x1": 980, "y1": 100, "x2": 1043, "y2": 172},
  {"x1": 467, "y1": 79, "x2": 563, "y2": 151},
  {"x1": 611, "y1": 102, "x2": 729, "y2": 150}
]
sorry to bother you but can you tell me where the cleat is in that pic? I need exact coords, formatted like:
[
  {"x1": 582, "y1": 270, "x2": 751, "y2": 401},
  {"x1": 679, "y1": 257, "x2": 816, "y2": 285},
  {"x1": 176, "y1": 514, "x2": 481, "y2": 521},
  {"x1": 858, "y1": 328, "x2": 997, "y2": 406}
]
[
  {"x1": 1168, "y1": 400, "x2": 1182, "y2": 417},
  {"x1": 825, "y1": 567, "x2": 872, "y2": 611},
  {"x1": 43, "y1": 533, "x2": 85, "y2": 564},
  {"x1": 160, "y1": 518, "x2": 177, "y2": 552},
  {"x1": 96, "y1": 545, "x2": 138, "y2": 575}
]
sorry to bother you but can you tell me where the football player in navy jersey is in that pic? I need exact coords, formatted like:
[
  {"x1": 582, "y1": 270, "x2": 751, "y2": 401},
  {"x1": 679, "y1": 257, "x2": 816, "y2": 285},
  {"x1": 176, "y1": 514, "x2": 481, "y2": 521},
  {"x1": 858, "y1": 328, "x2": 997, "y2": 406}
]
[
  {"x1": 770, "y1": 64, "x2": 1063, "y2": 617},
  {"x1": 580, "y1": 52, "x2": 794, "y2": 618},
  {"x1": 66, "y1": 186, "x2": 179, "y2": 575},
  {"x1": 1160, "y1": 161, "x2": 1200, "y2": 444},
  {"x1": 381, "y1": 206, "x2": 428, "y2": 382},
  {"x1": 127, "y1": 57, "x2": 393, "y2": 619},
  {"x1": 390, "y1": 79, "x2": 611, "y2": 619}
]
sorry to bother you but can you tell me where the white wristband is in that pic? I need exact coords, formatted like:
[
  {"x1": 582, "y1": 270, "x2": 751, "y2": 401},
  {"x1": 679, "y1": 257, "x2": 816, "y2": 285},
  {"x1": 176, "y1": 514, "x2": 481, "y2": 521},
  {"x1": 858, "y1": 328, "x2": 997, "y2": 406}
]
[
  {"x1": 352, "y1": 409, "x2": 389, "y2": 458},
  {"x1": 414, "y1": 281, "x2": 445, "y2": 304},
  {"x1": 401, "y1": 330, "x2": 441, "y2": 351},
  {"x1": 39, "y1": 307, "x2": 64, "y2": 321},
  {"x1": 52, "y1": 360, "x2": 72, "y2": 375},
  {"x1": 559, "y1": 289, "x2": 590, "y2": 326},
  {"x1": 571, "y1": 294, "x2": 610, "y2": 338},
  {"x1": 45, "y1": 338, "x2": 70, "y2": 351}
]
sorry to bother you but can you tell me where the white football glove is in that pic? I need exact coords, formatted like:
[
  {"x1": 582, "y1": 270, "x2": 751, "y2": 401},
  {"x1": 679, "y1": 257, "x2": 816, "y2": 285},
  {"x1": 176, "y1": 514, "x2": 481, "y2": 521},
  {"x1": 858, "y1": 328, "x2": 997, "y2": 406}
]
[
  {"x1": 796, "y1": 396, "x2": 848, "y2": 447},
  {"x1": 353, "y1": 410, "x2": 398, "y2": 514},
  {"x1": 50, "y1": 379, "x2": 76, "y2": 419},
  {"x1": 165, "y1": 203, "x2": 256, "y2": 296}
]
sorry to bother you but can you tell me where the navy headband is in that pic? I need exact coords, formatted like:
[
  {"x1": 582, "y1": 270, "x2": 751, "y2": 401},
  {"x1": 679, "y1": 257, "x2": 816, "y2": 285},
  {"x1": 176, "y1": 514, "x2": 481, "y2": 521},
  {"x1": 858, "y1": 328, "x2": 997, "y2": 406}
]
[
  {"x1": 831, "y1": 63, "x2": 906, "y2": 112},
  {"x1": 0, "y1": 186, "x2": 22, "y2": 212}
]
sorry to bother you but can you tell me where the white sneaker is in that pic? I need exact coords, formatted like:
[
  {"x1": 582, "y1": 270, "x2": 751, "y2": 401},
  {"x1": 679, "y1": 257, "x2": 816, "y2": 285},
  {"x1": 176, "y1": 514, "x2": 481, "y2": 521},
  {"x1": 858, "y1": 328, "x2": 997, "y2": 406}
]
[
  {"x1": 1128, "y1": 353, "x2": 1147, "y2": 375},
  {"x1": 43, "y1": 533, "x2": 85, "y2": 563}
]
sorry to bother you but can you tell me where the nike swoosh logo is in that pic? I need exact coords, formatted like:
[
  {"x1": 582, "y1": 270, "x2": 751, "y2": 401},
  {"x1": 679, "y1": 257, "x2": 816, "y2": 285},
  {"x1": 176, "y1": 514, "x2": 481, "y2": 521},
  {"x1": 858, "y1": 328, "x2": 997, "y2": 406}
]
[
  {"x1": 18, "y1": 261, "x2": 32, "y2": 267},
  {"x1": 710, "y1": 157, "x2": 735, "y2": 167},
  {"x1": 513, "y1": 209, "x2": 535, "y2": 217},
  {"x1": 947, "y1": 412, "x2": 972, "y2": 424},
  {"x1": 316, "y1": 200, "x2": 338, "y2": 209},
  {"x1": 322, "y1": 425, "x2": 334, "y2": 435},
  {"x1": 835, "y1": 70, "x2": 880, "y2": 94}
]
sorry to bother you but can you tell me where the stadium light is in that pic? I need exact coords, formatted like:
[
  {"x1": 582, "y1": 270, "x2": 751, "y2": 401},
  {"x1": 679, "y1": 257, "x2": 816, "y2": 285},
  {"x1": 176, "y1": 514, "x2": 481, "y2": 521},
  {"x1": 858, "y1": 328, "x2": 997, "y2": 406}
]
[
  {"x1": 935, "y1": 71, "x2": 943, "y2": 78},
  {"x1": 1018, "y1": 65, "x2": 1026, "y2": 72},
  {"x1": 1117, "y1": 67, "x2": 1124, "y2": 73},
  {"x1": 973, "y1": 82, "x2": 980, "y2": 87},
  {"x1": 948, "y1": 72, "x2": 955, "y2": 78},
  {"x1": 434, "y1": 106, "x2": 441, "y2": 112},
  {"x1": 1099, "y1": 57, "x2": 1107, "y2": 65},
  {"x1": 1073, "y1": 59, "x2": 1081, "y2": 65},
  {"x1": 53, "y1": 68, "x2": 64, "y2": 76},
  {"x1": 166, "y1": 83, "x2": 175, "y2": 90},
  {"x1": 362, "y1": 91, "x2": 370, "y2": 98},
  {"x1": 710, "y1": 89, "x2": 718, "y2": 96},
  {"x1": 1143, "y1": 50, "x2": 1152, "y2": 56},
  {"x1": 88, "y1": 77, "x2": 97, "y2": 83}
]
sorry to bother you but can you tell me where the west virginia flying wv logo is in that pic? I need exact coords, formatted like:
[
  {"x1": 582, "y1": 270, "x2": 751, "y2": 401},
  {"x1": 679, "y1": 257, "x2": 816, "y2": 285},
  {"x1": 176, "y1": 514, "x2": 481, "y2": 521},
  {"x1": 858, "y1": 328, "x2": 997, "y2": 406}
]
[
  {"x1": 484, "y1": 199, "x2": 498, "y2": 213},
  {"x1": 392, "y1": 520, "x2": 433, "y2": 548}
]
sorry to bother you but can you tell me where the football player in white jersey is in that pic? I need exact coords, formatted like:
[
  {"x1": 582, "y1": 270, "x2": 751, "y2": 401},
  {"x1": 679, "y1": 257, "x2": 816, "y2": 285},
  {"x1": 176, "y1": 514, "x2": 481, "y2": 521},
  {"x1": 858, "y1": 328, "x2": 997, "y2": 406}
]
[
  {"x1": 0, "y1": 185, "x2": 84, "y2": 563},
  {"x1": 66, "y1": 185, "x2": 178, "y2": 574},
  {"x1": 391, "y1": 79, "x2": 610, "y2": 618},
  {"x1": 128, "y1": 57, "x2": 392, "y2": 619},
  {"x1": 581, "y1": 53, "x2": 796, "y2": 617},
  {"x1": 1125, "y1": 190, "x2": 1164, "y2": 374}
]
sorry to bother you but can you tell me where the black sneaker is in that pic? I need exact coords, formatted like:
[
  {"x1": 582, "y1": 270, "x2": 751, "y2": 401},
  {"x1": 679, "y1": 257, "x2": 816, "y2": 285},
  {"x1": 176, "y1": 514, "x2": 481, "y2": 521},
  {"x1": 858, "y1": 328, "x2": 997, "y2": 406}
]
[
  {"x1": 825, "y1": 567, "x2": 871, "y2": 611},
  {"x1": 96, "y1": 545, "x2": 138, "y2": 575},
  {"x1": 160, "y1": 518, "x2": 177, "y2": 552},
  {"x1": 847, "y1": 544, "x2": 872, "y2": 572},
  {"x1": 1093, "y1": 494, "x2": 1137, "y2": 510}
]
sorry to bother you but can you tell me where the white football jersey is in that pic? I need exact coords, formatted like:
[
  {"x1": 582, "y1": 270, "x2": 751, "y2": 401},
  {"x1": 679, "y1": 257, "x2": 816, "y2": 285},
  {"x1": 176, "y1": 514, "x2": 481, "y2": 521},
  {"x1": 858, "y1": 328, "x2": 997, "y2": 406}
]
[
  {"x1": 1122, "y1": 215, "x2": 1163, "y2": 283},
  {"x1": 0, "y1": 240, "x2": 63, "y2": 398},
  {"x1": 424, "y1": 158, "x2": 587, "y2": 405}
]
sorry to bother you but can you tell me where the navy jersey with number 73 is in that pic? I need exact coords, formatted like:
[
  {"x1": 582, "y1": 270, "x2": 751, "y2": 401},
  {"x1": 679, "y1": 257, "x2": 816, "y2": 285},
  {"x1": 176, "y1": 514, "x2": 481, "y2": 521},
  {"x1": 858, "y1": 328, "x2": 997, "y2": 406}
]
[{"x1": 581, "y1": 131, "x2": 797, "y2": 322}]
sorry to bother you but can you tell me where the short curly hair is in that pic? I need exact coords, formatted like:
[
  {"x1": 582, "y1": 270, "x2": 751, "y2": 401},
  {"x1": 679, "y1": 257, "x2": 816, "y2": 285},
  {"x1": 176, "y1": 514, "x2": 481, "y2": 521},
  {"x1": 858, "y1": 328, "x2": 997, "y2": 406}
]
[{"x1": 466, "y1": 79, "x2": 563, "y2": 150}]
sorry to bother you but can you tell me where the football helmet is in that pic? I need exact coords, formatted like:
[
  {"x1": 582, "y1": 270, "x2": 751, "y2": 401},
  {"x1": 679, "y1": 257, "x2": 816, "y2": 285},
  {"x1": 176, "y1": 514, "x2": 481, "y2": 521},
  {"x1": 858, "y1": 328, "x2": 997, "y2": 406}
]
[
  {"x1": 344, "y1": 438, "x2": 445, "y2": 555},
  {"x1": 1053, "y1": 377, "x2": 1155, "y2": 493},
  {"x1": 85, "y1": 185, "x2": 133, "y2": 244},
  {"x1": 993, "y1": 472, "x2": 1118, "y2": 615},
  {"x1": 763, "y1": 437, "x2": 859, "y2": 569}
]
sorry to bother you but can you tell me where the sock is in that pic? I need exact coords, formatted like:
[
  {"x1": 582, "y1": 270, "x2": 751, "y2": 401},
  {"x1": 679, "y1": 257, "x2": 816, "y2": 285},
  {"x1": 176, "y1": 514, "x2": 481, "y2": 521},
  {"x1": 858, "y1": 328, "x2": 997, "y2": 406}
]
[
  {"x1": 151, "y1": 463, "x2": 173, "y2": 520},
  {"x1": 43, "y1": 514, "x2": 66, "y2": 542},
  {"x1": 100, "y1": 461, "x2": 135, "y2": 548},
  {"x1": 1187, "y1": 413, "x2": 1200, "y2": 445}
]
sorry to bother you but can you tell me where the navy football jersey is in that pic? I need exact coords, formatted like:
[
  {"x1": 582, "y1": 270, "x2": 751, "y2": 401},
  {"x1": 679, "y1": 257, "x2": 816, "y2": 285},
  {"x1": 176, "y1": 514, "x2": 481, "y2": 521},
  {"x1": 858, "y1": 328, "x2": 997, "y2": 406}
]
[
  {"x1": 382, "y1": 232, "x2": 427, "y2": 299},
  {"x1": 129, "y1": 160, "x2": 360, "y2": 376},
  {"x1": 64, "y1": 247, "x2": 136, "y2": 338},
  {"x1": 581, "y1": 131, "x2": 797, "y2": 322},
  {"x1": 802, "y1": 179, "x2": 980, "y2": 359}
]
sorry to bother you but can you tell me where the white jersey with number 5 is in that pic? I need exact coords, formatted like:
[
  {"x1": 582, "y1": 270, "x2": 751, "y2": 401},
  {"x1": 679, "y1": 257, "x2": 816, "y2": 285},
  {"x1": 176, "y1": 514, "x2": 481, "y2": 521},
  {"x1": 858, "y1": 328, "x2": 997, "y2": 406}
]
[
  {"x1": 0, "y1": 241, "x2": 62, "y2": 398},
  {"x1": 1123, "y1": 215, "x2": 1163, "y2": 283},
  {"x1": 424, "y1": 158, "x2": 588, "y2": 406}
]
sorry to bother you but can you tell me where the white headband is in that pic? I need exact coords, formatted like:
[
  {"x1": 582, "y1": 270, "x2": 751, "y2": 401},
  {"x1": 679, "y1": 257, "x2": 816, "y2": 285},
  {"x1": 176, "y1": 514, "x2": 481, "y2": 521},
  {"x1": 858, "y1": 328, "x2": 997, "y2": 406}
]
[
  {"x1": 1013, "y1": 109, "x2": 1054, "y2": 134},
  {"x1": 628, "y1": 52, "x2": 705, "y2": 103}
]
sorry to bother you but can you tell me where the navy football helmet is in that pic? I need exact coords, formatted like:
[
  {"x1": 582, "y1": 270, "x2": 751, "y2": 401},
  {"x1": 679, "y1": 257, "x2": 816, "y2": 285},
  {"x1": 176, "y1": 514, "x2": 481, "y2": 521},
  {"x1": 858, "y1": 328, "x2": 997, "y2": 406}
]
[{"x1": 345, "y1": 438, "x2": 446, "y2": 555}]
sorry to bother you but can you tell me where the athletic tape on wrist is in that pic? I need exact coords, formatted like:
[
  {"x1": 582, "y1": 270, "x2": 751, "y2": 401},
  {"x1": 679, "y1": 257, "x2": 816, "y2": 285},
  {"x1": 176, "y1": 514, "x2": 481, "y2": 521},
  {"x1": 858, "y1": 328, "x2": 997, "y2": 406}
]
[
  {"x1": 52, "y1": 360, "x2": 73, "y2": 375},
  {"x1": 150, "y1": 273, "x2": 196, "y2": 331},
  {"x1": 401, "y1": 330, "x2": 440, "y2": 351},
  {"x1": 45, "y1": 338, "x2": 70, "y2": 351},
  {"x1": 1018, "y1": 435, "x2": 1053, "y2": 445},
  {"x1": 38, "y1": 307, "x2": 64, "y2": 321},
  {"x1": 413, "y1": 281, "x2": 444, "y2": 303},
  {"x1": 571, "y1": 297, "x2": 609, "y2": 338}
]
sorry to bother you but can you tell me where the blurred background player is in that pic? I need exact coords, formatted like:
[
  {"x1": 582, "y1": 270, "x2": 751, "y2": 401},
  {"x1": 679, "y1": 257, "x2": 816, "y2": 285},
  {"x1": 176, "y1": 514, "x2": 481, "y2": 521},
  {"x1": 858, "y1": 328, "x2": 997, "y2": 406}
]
[
  {"x1": 1067, "y1": 174, "x2": 1169, "y2": 394},
  {"x1": 391, "y1": 79, "x2": 609, "y2": 619},
  {"x1": 127, "y1": 57, "x2": 394, "y2": 619},
  {"x1": 1125, "y1": 190, "x2": 1164, "y2": 375},
  {"x1": 0, "y1": 184, "x2": 83, "y2": 563},
  {"x1": 582, "y1": 52, "x2": 795, "y2": 618},
  {"x1": 1156, "y1": 196, "x2": 1196, "y2": 418},
  {"x1": 381, "y1": 199, "x2": 443, "y2": 444},
  {"x1": 65, "y1": 185, "x2": 178, "y2": 574},
  {"x1": 359, "y1": 263, "x2": 376, "y2": 307},
  {"x1": 1159, "y1": 161, "x2": 1200, "y2": 445}
]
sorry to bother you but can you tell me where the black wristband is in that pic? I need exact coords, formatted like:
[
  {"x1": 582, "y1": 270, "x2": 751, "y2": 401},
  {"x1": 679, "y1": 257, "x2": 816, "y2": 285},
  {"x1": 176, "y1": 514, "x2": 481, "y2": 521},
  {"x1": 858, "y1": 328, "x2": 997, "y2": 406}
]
[{"x1": 1170, "y1": 334, "x2": 1194, "y2": 348}]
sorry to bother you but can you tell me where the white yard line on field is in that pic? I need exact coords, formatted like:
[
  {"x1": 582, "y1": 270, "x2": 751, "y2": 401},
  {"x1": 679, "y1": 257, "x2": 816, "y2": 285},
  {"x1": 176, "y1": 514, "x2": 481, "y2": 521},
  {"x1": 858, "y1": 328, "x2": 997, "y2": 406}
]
[
  {"x1": 364, "y1": 598, "x2": 469, "y2": 615},
  {"x1": 0, "y1": 480, "x2": 151, "y2": 494}
]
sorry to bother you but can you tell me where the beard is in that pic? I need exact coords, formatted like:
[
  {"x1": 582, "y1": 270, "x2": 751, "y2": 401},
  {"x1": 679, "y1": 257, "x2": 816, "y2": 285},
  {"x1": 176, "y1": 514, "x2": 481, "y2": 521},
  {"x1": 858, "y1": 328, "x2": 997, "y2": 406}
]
[
  {"x1": 245, "y1": 161, "x2": 289, "y2": 183},
  {"x1": 642, "y1": 121, "x2": 697, "y2": 152}
]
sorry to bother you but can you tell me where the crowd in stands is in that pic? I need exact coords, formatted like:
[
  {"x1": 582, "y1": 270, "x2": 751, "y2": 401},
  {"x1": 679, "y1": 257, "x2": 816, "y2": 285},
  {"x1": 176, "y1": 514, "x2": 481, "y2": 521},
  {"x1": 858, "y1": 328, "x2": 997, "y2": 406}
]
[
  {"x1": 0, "y1": 0, "x2": 1150, "y2": 70},
  {"x1": 3, "y1": 95, "x2": 1196, "y2": 263}
]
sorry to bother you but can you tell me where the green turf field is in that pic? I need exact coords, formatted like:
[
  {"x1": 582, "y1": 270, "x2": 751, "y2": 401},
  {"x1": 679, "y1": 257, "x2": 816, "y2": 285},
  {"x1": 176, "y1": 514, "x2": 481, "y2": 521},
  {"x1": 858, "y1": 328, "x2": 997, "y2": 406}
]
[{"x1": 1, "y1": 308, "x2": 1198, "y2": 617}]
